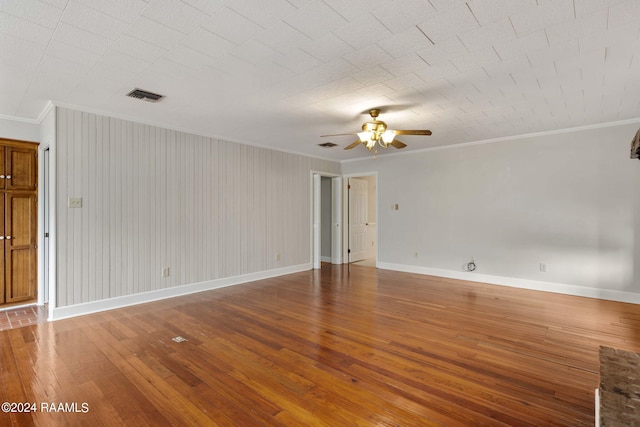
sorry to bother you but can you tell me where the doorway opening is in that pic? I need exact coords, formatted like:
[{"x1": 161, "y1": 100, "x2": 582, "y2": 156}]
[
  {"x1": 345, "y1": 174, "x2": 377, "y2": 267},
  {"x1": 312, "y1": 173, "x2": 342, "y2": 269}
]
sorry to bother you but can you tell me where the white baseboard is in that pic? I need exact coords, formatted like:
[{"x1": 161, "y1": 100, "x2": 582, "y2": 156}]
[
  {"x1": 0, "y1": 302, "x2": 38, "y2": 312},
  {"x1": 50, "y1": 263, "x2": 311, "y2": 321},
  {"x1": 595, "y1": 389, "x2": 600, "y2": 427},
  {"x1": 321, "y1": 256, "x2": 332, "y2": 263},
  {"x1": 377, "y1": 262, "x2": 640, "y2": 304}
]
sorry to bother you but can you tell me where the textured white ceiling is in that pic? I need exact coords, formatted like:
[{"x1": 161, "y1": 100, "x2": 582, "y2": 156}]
[{"x1": 1, "y1": 0, "x2": 639, "y2": 160}]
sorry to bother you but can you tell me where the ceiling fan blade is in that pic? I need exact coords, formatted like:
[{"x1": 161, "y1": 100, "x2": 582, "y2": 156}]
[
  {"x1": 344, "y1": 140, "x2": 361, "y2": 150},
  {"x1": 390, "y1": 139, "x2": 407, "y2": 149},
  {"x1": 320, "y1": 132, "x2": 356, "y2": 137},
  {"x1": 393, "y1": 129, "x2": 432, "y2": 136}
]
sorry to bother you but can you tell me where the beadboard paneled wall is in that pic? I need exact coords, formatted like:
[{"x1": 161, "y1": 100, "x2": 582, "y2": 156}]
[{"x1": 56, "y1": 108, "x2": 339, "y2": 307}]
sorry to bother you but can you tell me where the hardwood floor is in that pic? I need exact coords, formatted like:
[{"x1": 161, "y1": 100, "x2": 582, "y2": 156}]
[{"x1": 2, "y1": 264, "x2": 640, "y2": 426}]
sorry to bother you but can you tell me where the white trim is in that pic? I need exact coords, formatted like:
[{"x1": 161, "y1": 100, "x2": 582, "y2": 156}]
[
  {"x1": 310, "y1": 170, "x2": 342, "y2": 269},
  {"x1": 36, "y1": 101, "x2": 55, "y2": 124},
  {"x1": 331, "y1": 176, "x2": 342, "y2": 264},
  {"x1": 50, "y1": 263, "x2": 311, "y2": 321},
  {"x1": 377, "y1": 262, "x2": 640, "y2": 305},
  {"x1": 0, "y1": 113, "x2": 40, "y2": 125},
  {"x1": 53, "y1": 102, "x2": 339, "y2": 163},
  {"x1": 321, "y1": 256, "x2": 332, "y2": 263},
  {"x1": 0, "y1": 302, "x2": 38, "y2": 313},
  {"x1": 19, "y1": 101, "x2": 640, "y2": 164},
  {"x1": 37, "y1": 144, "x2": 47, "y2": 306},
  {"x1": 0, "y1": 101, "x2": 55, "y2": 125},
  {"x1": 313, "y1": 174, "x2": 321, "y2": 269},
  {"x1": 595, "y1": 389, "x2": 600, "y2": 427},
  {"x1": 342, "y1": 172, "x2": 378, "y2": 265},
  {"x1": 341, "y1": 116, "x2": 640, "y2": 163}
]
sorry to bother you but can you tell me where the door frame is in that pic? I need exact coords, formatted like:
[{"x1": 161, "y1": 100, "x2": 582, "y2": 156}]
[
  {"x1": 39, "y1": 147, "x2": 50, "y2": 305},
  {"x1": 311, "y1": 171, "x2": 342, "y2": 269},
  {"x1": 343, "y1": 172, "x2": 378, "y2": 265},
  {"x1": 38, "y1": 142, "x2": 56, "y2": 318}
]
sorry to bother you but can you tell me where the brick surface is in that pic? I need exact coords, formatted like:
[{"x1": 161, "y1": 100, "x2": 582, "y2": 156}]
[
  {"x1": 0, "y1": 306, "x2": 45, "y2": 330},
  {"x1": 601, "y1": 346, "x2": 640, "y2": 426}
]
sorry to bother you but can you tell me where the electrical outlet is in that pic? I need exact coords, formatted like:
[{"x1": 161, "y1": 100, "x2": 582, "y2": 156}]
[
  {"x1": 539, "y1": 263, "x2": 546, "y2": 273},
  {"x1": 162, "y1": 267, "x2": 170, "y2": 277},
  {"x1": 68, "y1": 197, "x2": 82, "y2": 208},
  {"x1": 414, "y1": 252, "x2": 419, "y2": 258},
  {"x1": 275, "y1": 252, "x2": 281, "y2": 261}
]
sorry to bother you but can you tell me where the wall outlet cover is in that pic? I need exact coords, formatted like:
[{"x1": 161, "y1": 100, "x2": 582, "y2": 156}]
[{"x1": 68, "y1": 197, "x2": 82, "y2": 208}]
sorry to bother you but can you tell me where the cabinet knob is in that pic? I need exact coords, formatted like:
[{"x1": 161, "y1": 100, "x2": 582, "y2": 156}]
[
  {"x1": 6, "y1": 175, "x2": 10, "y2": 179},
  {"x1": 0, "y1": 236, "x2": 3, "y2": 240},
  {"x1": 0, "y1": 175, "x2": 4, "y2": 179},
  {"x1": 5, "y1": 236, "x2": 10, "y2": 240}
]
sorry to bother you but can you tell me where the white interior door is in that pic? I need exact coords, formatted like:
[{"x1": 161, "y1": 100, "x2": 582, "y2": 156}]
[{"x1": 349, "y1": 178, "x2": 368, "y2": 263}]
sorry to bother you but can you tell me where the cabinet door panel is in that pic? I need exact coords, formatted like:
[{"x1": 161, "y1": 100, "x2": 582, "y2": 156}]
[
  {"x1": 5, "y1": 193, "x2": 37, "y2": 303},
  {"x1": 7, "y1": 147, "x2": 37, "y2": 191},
  {"x1": 5, "y1": 248, "x2": 36, "y2": 303},
  {"x1": 7, "y1": 194, "x2": 36, "y2": 246}
]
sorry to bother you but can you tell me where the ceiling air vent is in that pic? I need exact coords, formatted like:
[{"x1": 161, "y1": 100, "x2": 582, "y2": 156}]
[
  {"x1": 126, "y1": 88, "x2": 164, "y2": 103},
  {"x1": 318, "y1": 142, "x2": 338, "y2": 148}
]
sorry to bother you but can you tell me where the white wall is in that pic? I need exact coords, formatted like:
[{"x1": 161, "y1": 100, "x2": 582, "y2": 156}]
[
  {"x1": 0, "y1": 116, "x2": 40, "y2": 142},
  {"x1": 55, "y1": 108, "x2": 340, "y2": 313},
  {"x1": 39, "y1": 108, "x2": 55, "y2": 146},
  {"x1": 343, "y1": 122, "x2": 640, "y2": 302}
]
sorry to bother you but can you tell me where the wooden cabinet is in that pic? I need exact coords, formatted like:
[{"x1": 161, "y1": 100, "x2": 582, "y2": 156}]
[
  {"x1": 0, "y1": 139, "x2": 38, "y2": 305},
  {"x1": 5, "y1": 146, "x2": 37, "y2": 191}
]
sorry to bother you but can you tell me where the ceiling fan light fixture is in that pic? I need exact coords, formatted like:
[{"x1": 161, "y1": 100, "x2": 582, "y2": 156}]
[
  {"x1": 322, "y1": 108, "x2": 431, "y2": 153},
  {"x1": 382, "y1": 130, "x2": 395, "y2": 144}
]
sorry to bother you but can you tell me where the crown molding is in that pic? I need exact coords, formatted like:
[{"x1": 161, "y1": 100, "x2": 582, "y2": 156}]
[
  {"x1": 0, "y1": 113, "x2": 40, "y2": 124},
  {"x1": 341, "y1": 117, "x2": 640, "y2": 163},
  {"x1": 52, "y1": 101, "x2": 341, "y2": 164}
]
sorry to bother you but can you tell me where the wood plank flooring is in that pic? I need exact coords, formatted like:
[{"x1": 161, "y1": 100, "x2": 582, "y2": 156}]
[{"x1": 2, "y1": 264, "x2": 640, "y2": 426}]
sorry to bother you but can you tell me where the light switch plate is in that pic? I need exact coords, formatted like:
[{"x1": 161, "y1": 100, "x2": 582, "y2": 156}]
[{"x1": 68, "y1": 197, "x2": 82, "y2": 208}]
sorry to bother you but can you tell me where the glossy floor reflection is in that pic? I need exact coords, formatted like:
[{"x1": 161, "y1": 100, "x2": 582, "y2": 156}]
[
  {"x1": 0, "y1": 305, "x2": 47, "y2": 331},
  {"x1": 3, "y1": 266, "x2": 640, "y2": 426}
]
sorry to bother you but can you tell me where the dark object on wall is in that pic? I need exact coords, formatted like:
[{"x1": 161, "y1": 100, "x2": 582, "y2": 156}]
[
  {"x1": 631, "y1": 128, "x2": 640, "y2": 159},
  {"x1": 599, "y1": 346, "x2": 640, "y2": 426}
]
